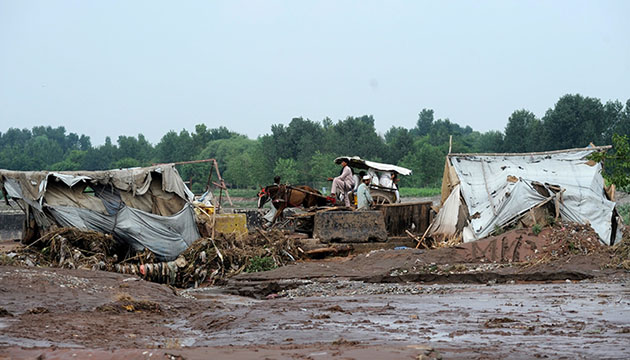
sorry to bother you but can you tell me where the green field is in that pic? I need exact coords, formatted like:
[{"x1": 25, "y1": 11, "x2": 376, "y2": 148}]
[
  {"x1": 398, "y1": 187, "x2": 441, "y2": 197},
  {"x1": 225, "y1": 188, "x2": 260, "y2": 198}
]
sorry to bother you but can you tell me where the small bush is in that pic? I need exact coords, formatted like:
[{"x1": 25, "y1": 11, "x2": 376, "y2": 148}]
[
  {"x1": 532, "y1": 224, "x2": 542, "y2": 235},
  {"x1": 246, "y1": 256, "x2": 277, "y2": 273}
]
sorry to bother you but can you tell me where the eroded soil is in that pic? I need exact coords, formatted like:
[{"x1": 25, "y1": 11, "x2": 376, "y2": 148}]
[{"x1": 1, "y1": 246, "x2": 629, "y2": 359}]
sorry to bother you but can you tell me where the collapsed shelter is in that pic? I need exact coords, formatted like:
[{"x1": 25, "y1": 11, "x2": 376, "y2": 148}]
[
  {"x1": 428, "y1": 146, "x2": 622, "y2": 246},
  {"x1": 0, "y1": 165, "x2": 200, "y2": 260}
]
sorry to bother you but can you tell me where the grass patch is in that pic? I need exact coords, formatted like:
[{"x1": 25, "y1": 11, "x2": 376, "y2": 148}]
[
  {"x1": 223, "y1": 200, "x2": 259, "y2": 209},
  {"x1": 246, "y1": 256, "x2": 277, "y2": 273},
  {"x1": 532, "y1": 224, "x2": 542, "y2": 235},
  {"x1": 225, "y1": 188, "x2": 259, "y2": 197},
  {"x1": 399, "y1": 187, "x2": 441, "y2": 198}
]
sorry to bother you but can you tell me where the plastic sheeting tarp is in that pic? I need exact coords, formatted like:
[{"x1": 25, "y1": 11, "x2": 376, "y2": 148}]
[
  {"x1": 0, "y1": 165, "x2": 194, "y2": 205},
  {"x1": 334, "y1": 156, "x2": 413, "y2": 176},
  {"x1": 48, "y1": 204, "x2": 199, "y2": 260},
  {"x1": 0, "y1": 164, "x2": 200, "y2": 259},
  {"x1": 439, "y1": 149, "x2": 620, "y2": 245},
  {"x1": 426, "y1": 184, "x2": 469, "y2": 240}
]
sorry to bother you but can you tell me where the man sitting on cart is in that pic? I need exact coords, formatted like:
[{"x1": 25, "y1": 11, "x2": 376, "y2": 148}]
[
  {"x1": 356, "y1": 175, "x2": 374, "y2": 210},
  {"x1": 327, "y1": 158, "x2": 355, "y2": 207}
]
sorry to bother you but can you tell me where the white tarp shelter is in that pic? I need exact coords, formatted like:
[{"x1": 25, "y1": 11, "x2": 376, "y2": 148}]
[{"x1": 428, "y1": 146, "x2": 622, "y2": 246}]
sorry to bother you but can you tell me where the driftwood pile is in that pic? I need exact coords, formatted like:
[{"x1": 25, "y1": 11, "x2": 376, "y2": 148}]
[
  {"x1": 10, "y1": 227, "x2": 302, "y2": 288},
  {"x1": 15, "y1": 228, "x2": 120, "y2": 270}
]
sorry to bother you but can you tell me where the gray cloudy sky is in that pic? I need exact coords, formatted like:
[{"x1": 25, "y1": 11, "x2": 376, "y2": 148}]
[{"x1": 1, "y1": 0, "x2": 629, "y2": 144}]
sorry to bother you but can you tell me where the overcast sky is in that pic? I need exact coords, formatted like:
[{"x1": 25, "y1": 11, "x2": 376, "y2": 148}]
[{"x1": 1, "y1": 0, "x2": 629, "y2": 145}]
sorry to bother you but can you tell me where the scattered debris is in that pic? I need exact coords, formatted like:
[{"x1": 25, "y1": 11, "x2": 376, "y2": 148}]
[
  {"x1": 27, "y1": 307, "x2": 49, "y2": 314},
  {"x1": 524, "y1": 222, "x2": 607, "y2": 267},
  {"x1": 609, "y1": 227, "x2": 630, "y2": 270},
  {"x1": 95, "y1": 293, "x2": 162, "y2": 314},
  {"x1": 484, "y1": 317, "x2": 517, "y2": 328},
  {"x1": 9, "y1": 226, "x2": 304, "y2": 288}
]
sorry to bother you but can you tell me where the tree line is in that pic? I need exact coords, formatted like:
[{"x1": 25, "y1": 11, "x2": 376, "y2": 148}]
[{"x1": 1, "y1": 94, "x2": 628, "y2": 193}]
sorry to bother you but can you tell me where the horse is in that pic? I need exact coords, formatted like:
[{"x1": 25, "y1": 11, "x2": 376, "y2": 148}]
[{"x1": 257, "y1": 184, "x2": 330, "y2": 224}]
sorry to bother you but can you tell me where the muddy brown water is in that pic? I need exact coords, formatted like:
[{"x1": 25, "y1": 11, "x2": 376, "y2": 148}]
[{"x1": 1, "y1": 265, "x2": 629, "y2": 359}]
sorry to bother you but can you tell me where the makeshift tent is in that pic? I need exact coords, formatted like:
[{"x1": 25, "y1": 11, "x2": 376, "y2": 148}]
[
  {"x1": 427, "y1": 146, "x2": 622, "y2": 246},
  {"x1": 0, "y1": 165, "x2": 200, "y2": 260}
]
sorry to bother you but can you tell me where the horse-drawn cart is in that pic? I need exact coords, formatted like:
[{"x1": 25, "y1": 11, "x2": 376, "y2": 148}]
[
  {"x1": 256, "y1": 157, "x2": 433, "y2": 243},
  {"x1": 334, "y1": 156, "x2": 412, "y2": 205}
]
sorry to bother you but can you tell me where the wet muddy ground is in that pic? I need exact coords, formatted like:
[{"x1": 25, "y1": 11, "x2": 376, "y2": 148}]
[
  {"x1": 1, "y1": 262, "x2": 629, "y2": 359},
  {"x1": 1, "y1": 218, "x2": 629, "y2": 359}
]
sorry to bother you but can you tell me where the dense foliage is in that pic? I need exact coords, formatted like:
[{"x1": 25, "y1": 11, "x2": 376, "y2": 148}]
[{"x1": 1, "y1": 94, "x2": 628, "y2": 193}]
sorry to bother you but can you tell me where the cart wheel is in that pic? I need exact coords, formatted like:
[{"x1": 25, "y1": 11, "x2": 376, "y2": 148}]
[{"x1": 373, "y1": 194, "x2": 392, "y2": 205}]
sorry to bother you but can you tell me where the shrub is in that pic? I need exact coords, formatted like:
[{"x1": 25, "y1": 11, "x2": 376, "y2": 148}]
[
  {"x1": 532, "y1": 224, "x2": 542, "y2": 235},
  {"x1": 245, "y1": 256, "x2": 277, "y2": 273}
]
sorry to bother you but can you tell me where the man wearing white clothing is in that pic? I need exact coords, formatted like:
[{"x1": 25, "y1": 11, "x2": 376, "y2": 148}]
[
  {"x1": 356, "y1": 175, "x2": 373, "y2": 210},
  {"x1": 328, "y1": 158, "x2": 355, "y2": 207}
]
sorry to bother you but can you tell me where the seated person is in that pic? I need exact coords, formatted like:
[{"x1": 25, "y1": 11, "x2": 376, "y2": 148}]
[
  {"x1": 368, "y1": 169, "x2": 380, "y2": 186},
  {"x1": 379, "y1": 171, "x2": 393, "y2": 188},
  {"x1": 353, "y1": 171, "x2": 367, "y2": 191},
  {"x1": 392, "y1": 173, "x2": 401, "y2": 202},
  {"x1": 327, "y1": 158, "x2": 355, "y2": 207},
  {"x1": 356, "y1": 175, "x2": 374, "y2": 210}
]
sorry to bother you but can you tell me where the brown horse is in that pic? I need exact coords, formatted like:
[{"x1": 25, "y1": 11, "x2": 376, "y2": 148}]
[{"x1": 258, "y1": 184, "x2": 331, "y2": 223}]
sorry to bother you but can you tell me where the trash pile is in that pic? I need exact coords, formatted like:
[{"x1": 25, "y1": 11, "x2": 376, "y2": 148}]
[
  {"x1": 175, "y1": 229, "x2": 301, "y2": 287},
  {"x1": 610, "y1": 227, "x2": 630, "y2": 270},
  {"x1": 7, "y1": 228, "x2": 121, "y2": 270},
  {"x1": 522, "y1": 221, "x2": 609, "y2": 268},
  {"x1": 544, "y1": 222, "x2": 606, "y2": 257},
  {"x1": 7, "y1": 227, "x2": 303, "y2": 288}
]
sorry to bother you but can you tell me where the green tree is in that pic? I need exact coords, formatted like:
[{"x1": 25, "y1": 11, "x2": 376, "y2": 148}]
[
  {"x1": 117, "y1": 134, "x2": 154, "y2": 165},
  {"x1": 155, "y1": 129, "x2": 195, "y2": 163},
  {"x1": 605, "y1": 99, "x2": 630, "y2": 141},
  {"x1": 413, "y1": 108, "x2": 434, "y2": 137},
  {"x1": 399, "y1": 140, "x2": 446, "y2": 187},
  {"x1": 542, "y1": 94, "x2": 607, "y2": 150},
  {"x1": 273, "y1": 158, "x2": 299, "y2": 184},
  {"x1": 329, "y1": 115, "x2": 386, "y2": 159},
  {"x1": 81, "y1": 136, "x2": 117, "y2": 170},
  {"x1": 223, "y1": 152, "x2": 254, "y2": 188},
  {"x1": 111, "y1": 157, "x2": 141, "y2": 169},
  {"x1": 504, "y1": 109, "x2": 538, "y2": 152},
  {"x1": 50, "y1": 150, "x2": 86, "y2": 171},
  {"x1": 384, "y1": 126, "x2": 414, "y2": 164},
  {"x1": 308, "y1": 151, "x2": 338, "y2": 189},
  {"x1": 196, "y1": 136, "x2": 258, "y2": 188},
  {"x1": 589, "y1": 134, "x2": 630, "y2": 189},
  {"x1": 475, "y1": 131, "x2": 504, "y2": 153}
]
